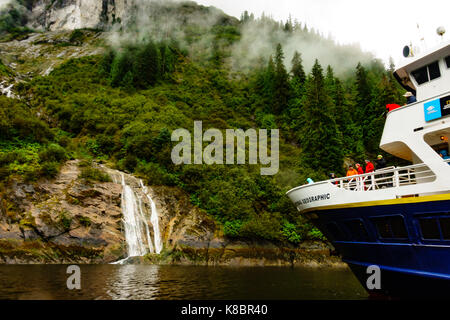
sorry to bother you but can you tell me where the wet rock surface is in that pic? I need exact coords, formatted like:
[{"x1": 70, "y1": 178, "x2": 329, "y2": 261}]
[{"x1": 0, "y1": 160, "x2": 125, "y2": 263}]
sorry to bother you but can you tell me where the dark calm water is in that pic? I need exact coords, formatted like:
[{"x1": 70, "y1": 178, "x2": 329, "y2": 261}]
[{"x1": 0, "y1": 265, "x2": 368, "y2": 300}]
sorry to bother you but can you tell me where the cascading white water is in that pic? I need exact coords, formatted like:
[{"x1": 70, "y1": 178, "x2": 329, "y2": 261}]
[
  {"x1": 100, "y1": 165, "x2": 163, "y2": 263},
  {"x1": 120, "y1": 173, "x2": 149, "y2": 257},
  {"x1": 140, "y1": 180, "x2": 162, "y2": 254},
  {"x1": 137, "y1": 194, "x2": 155, "y2": 254}
]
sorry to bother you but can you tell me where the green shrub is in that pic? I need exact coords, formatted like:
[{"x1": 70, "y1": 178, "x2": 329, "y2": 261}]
[
  {"x1": 23, "y1": 166, "x2": 40, "y2": 182},
  {"x1": 79, "y1": 166, "x2": 111, "y2": 182},
  {"x1": 136, "y1": 161, "x2": 178, "y2": 186},
  {"x1": 78, "y1": 216, "x2": 92, "y2": 227},
  {"x1": 59, "y1": 211, "x2": 72, "y2": 230},
  {"x1": 0, "y1": 167, "x2": 10, "y2": 181},
  {"x1": 240, "y1": 212, "x2": 282, "y2": 241},
  {"x1": 307, "y1": 228, "x2": 326, "y2": 241},
  {"x1": 223, "y1": 220, "x2": 243, "y2": 238},
  {"x1": 39, "y1": 144, "x2": 67, "y2": 163},
  {"x1": 281, "y1": 222, "x2": 301, "y2": 244},
  {"x1": 69, "y1": 29, "x2": 84, "y2": 44},
  {"x1": 40, "y1": 161, "x2": 59, "y2": 178}
]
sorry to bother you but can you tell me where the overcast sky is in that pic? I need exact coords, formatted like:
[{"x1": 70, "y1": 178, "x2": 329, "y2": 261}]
[{"x1": 195, "y1": 0, "x2": 449, "y2": 66}]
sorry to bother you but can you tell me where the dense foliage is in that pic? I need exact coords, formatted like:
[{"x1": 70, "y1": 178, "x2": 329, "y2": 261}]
[{"x1": 0, "y1": 6, "x2": 406, "y2": 244}]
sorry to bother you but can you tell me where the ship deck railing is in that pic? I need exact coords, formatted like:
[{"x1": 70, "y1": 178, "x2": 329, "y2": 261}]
[{"x1": 328, "y1": 159, "x2": 449, "y2": 192}]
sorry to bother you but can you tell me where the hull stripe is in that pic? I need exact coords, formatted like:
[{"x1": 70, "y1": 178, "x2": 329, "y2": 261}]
[
  {"x1": 302, "y1": 193, "x2": 450, "y2": 213},
  {"x1": 345, "y1": 259, "x2": 450, "y2": 280}
]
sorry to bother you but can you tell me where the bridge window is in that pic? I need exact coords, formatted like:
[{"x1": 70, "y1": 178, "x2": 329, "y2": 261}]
[
  {"x1": 371, "y1": 216, "x2": 408, "y2": 239},
  {"x1": 428, "y1": 61, "x2": 441, "y2": 80},
  {"x1": 411, "y1": 66, "x2": 428, "y2": 85},
  {"x1": 411, "y1": 61, "x2": 441, "y2": 85},
  {"x1": 445, "y1": 56, "x2": 450, "y2": 68}
]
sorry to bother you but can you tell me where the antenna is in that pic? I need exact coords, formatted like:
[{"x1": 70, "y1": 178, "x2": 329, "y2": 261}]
[{"x1": 417, "y1": 23, "x2": 427, "y2": 49}]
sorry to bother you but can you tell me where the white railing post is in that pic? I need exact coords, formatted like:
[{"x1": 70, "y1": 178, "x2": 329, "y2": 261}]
[
  {"x1": 394, "y1": 169, "x2": 399, "y2": 188},
  {"x1": 371, "y1": 174, "x2": 375, "y2": 190}
]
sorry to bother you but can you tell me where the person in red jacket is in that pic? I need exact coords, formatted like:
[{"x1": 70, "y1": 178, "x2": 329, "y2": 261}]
[
  {"x1": 365, "y1": 159, "x2": 375, "y2": 173},
  {"x1": 355, "y1": 163, "x2": 364, "y2": 175}
]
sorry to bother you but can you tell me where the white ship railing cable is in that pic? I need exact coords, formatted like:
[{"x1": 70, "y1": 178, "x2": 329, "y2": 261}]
[{"x1": 287, "y1": 159, "x2": 450, "y2": 194}]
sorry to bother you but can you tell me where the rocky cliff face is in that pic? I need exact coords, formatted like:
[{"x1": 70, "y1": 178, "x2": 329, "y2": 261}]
[
  {"x1": 28, "y1": 0, "x2": 129, "y2": 31},
  {"x1": 0, "y1": 160, "x2": 124, "y2": 263},
  {"x1": 0, "y1": 159, "x2": 221, "y2": 263},
  {"x1": 24, "y1": 0, "x2": 236, "y2": 33}
]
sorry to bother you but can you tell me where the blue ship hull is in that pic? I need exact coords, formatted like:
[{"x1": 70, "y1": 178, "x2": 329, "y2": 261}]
[{"x1": 311, "y1": 197, "x2": 450, "y2": 297}]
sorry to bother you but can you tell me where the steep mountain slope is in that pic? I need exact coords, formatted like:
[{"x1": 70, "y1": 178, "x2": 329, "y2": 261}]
[{"x1": 0, "y1": 0, "x2": 405, "y2": 264}]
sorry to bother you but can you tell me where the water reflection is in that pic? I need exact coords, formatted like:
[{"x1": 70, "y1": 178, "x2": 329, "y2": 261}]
[
  {"x1": 0, "y1": 265, "x2": 368, "y2": 300},
  {"x1": 105, "y1": 265, "x2": 160, "y2": 299}
]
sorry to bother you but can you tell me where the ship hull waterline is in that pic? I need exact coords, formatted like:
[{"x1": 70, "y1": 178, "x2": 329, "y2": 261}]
[{"x1": 295, "y1": 196, "x2": 450, "y2": 298}]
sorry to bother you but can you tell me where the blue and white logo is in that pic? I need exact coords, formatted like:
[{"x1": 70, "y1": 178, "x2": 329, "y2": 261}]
[{"x1": 424, "y1": 99, "x2": 442, "y2": 122}]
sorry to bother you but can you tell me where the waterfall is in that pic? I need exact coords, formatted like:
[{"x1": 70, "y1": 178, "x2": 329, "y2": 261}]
[
  {"x1": 110, "y1": 171, "x2": 163, "y2": 264},
  {"x1": 140, "y1": 180, "x2": 162, "y2": 254},
  {"x1": 120, "y1": 173, "x2": 149, "y2": 257}
]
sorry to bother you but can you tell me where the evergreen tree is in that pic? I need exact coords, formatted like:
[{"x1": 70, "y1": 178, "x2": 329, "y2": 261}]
[
  {"x1": 241, "y1": 11, "x2": 250, "y2": 23},
  {"x1": 333, "y1": 78, "x2": 365, "y2": 158},
  {"x1": 273, "y1": 43, "x2": 290, "y2": 114},
  {"x1": 290, "y1": 51, "x2": 306, "y2": 88},
  {"x1": 366, "y1": 70, "x2": 404, "y2": 152},
  {"x1": 325, "y1": 66, "x2": 335, "y2": 89},
  {"x1": 133, "y1": 41, "x2": 160, "y2": 88},
  {"x1": 262, "y1": 56, "x2": 276, "y2": 112},
  {"x1": 300, "y1": 60, "x2": 344, "y2": 176},
  {"x1": 353, "y1": 62, "x2": 374, "y2": 149},
  {"x1": 354, "y1": 62, "x2": 372, "y2": 117},
  {"x1": 288, "y1": 51, "x2": 306, "y2": 134},
  {"x1": 110, "y1": 51, "x2": 133, "y2": 88},
  {"x1": 284, "y1": 16, "x2": 293, "y2": 33}
]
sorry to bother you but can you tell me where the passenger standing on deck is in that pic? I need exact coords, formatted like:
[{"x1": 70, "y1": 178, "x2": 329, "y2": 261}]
[
  {"x1": 329, "y1": 172, "x2": 339, "y2": 185},
  {"x1": 355, "y1": 163, "x2": 364, "y2": 190},
  {"x1": 439, "y1": 150, "x2": 450, "y2": 164},
  {"x1": 346, "y1": 166, "x2": 358, "y2": 190},
  {"x1": 355, "y1": 163, "x2": 364, "y2": 175},
  {"x1": 346, "y1": 166, "x2": 358, "y2": 176},
  {"x1": 403, "y1": 91, "x2": 417, "y2": 105},
  {"x1": 375, "y1": 154, "x2": 390, "y2": 188},
  {"x1": 375, "y1": 155, "x2": 386, "y2": 170},
  {"x1": 365, "y1": 160, "x2": 375, "y2": 173}
]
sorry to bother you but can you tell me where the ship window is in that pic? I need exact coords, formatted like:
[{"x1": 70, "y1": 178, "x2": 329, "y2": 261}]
[
  {"x1": 445, "y1": 56, "x2": 450, "y2": 68},
  {"x1": 390, "y1": 216, "x2": 409, "y2": 238},
  {"x1": 371, "y1": 216, "x2": 408, "y2": 239},
  {"x1": 372, "y1": 218, "x2": 391, "y2": 238},
  {"x1": 343, "y1": 219, "x2": 369, "y2": 242},
  {"x1": 325, "y1": 222, "x2": 346, "y2": 241},
  {"x1": 439, "y1": 217, "x2": 450, "y2": 240},
  {"x1": 428, "y1": 61, "x2": 441, "y2": 80},
  {"x1": 419, "y1": 218, "x2": 440, "y2": 240},
  {"x1": 411, "y1": 66, "x2": 428, "y2": 85},
  {"x1": 411, "y1": 61, "x2": 441, "y2": 85}
]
